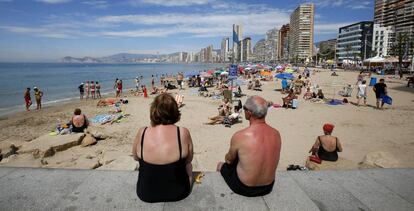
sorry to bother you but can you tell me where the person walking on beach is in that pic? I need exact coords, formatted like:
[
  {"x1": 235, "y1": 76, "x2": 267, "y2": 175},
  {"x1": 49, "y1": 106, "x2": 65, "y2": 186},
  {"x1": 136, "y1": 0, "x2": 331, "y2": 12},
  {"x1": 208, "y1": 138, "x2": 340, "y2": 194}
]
[
  {"x1": 33, "y1": 87, "x2": 43, "y2": 110},
  {"x1": 177, "y1": 72, "x2": 184, "y2": 90},
  {"x1": 356, "y1": 80, "x2": 367, "y2": 106},
  {"x1": 217, "y1": 96, "x2": 281, "y2": 197},
  {"x1": 135, "y1": 77, "x2": 140, "y2": 91},
  {"x1": 24, "y1": 87, "x2": 32, "y2": 111},
  {"x1": 96, "y1": 82, "x2": 101, "y2": 99},
  {"x1": 90, "y1": 81, "x2": 96, "y2": 99},
  {"x1": 151, "y1": 75, "x2": 155, "y2": 88},
  {"x1": 78, "y1": 83, "x2": 85, "y2": 100},
  {"x1": 373, "y1": 78, "x2": 387, "y2": 109}
]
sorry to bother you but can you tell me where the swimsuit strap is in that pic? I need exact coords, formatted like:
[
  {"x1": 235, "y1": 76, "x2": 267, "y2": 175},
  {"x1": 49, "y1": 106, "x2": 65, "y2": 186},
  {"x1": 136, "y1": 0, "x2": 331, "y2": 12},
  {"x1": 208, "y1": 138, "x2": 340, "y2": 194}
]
[
  {"x1": 177, "y1": 126, "x2": 182, "y2": 159},
  {"x1": 140, "y1": 127, "x2": 148, "y2": 161}
]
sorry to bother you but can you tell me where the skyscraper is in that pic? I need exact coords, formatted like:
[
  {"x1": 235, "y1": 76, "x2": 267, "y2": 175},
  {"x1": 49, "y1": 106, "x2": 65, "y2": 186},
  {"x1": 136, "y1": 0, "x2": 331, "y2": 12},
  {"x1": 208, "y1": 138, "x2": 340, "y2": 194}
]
[
  {"x1": 289, "y1": 3, "x2": 315, "y2": 63},
  {"x1": 233, "y1": 24, "x2": 243, "y2": 62},
  {"x1": 374, "y1": 0, "x2": 414, "y2": 57},
  {"x1": 265, "y1": 28, "x2": 279, "y2": 62},
  {"x1": 278, "y1": 24, "x2": 290, "y2": 61},
  {"x1": 221, "y1": 37, "x2": 230, "y2": 62},
  {"x1": 336, "y1": 21, "x2": 373, "y2": 62},
  {"x1": 242, "y1": 37, "x2": 252, "y2": 62},
  {"x1": 253, "y1": 39, "x2": 266, "y2": 62}
]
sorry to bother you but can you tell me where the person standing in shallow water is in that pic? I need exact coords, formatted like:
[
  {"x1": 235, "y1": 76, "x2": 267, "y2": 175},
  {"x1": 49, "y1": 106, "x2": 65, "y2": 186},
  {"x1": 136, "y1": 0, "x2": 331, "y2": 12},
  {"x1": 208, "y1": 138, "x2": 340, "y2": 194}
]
[
  {"x1": 95, "y1": 82, "x2": 101, "y2": 99},
  {"x1": 78, "y1": 83, "x2": 84, "y2": 100},
  {"x1": 217, "y1": 95, "x2": 282, "y2": 197},
  {"x1": 24, "y1": 87, "x2": 32, "y2": 111},
  {"x1": 33, "y1": 87, "x2": 43, "y2": 110}
]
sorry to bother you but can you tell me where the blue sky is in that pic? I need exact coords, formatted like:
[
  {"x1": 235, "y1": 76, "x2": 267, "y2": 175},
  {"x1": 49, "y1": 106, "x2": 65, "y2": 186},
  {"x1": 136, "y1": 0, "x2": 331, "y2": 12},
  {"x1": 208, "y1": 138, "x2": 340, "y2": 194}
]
[{"x1": 0, "y1": 0, "x2": 373, "y2": 62}]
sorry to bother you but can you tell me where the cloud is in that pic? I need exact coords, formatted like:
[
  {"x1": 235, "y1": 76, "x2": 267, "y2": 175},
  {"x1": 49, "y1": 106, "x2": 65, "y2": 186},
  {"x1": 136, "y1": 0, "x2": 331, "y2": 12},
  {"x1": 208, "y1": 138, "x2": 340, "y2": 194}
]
[
  {"x1": 306, "y1": 0, "x2": 371, "y2": 9},
  {"x1": 128, "y1": 0, "x2": 213, "y2": 7},
  {"x1": 36, "y1": 0, "x2": 71, "y2": 4},
  {"x1": 82, "y1": 0, "x2": 108, "y2": 9},
  {"x1": 0, "y1": 26, "x2": 73, "y2": 38}
]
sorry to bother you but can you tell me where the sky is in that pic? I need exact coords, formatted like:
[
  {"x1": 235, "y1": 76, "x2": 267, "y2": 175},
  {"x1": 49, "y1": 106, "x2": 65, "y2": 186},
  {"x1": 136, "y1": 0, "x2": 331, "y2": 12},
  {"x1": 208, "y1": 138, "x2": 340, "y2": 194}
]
[{"x1": 0, "y1": 0, "x2": 374, "y2": 62}]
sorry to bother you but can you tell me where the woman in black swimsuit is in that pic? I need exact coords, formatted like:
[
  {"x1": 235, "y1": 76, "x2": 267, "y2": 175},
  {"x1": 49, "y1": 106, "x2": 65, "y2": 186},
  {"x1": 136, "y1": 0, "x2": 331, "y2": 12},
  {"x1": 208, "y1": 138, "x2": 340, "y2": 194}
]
[
  {"x1": 309, "y1": 123, "x2": 343, "y2": 161},
  {"x1": 132, "y1": 93, "x2": 194, "y2": 203}
]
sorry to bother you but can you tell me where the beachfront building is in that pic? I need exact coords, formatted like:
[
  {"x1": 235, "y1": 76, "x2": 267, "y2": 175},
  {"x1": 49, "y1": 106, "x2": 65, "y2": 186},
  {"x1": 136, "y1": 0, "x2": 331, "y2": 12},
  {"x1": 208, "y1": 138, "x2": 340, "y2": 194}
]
[
  {"x1": 242, "y1": 37, "x2": 252, "y2": 62},
  {"x1": 265, "y1": 28, "x2": 279, "y2": 62},
  {"x1": 221, "y1": 37, "x2": 230, "y2": 62},
  {"x1": 232, "y1": 24, "x2": 243, "y2": 62},
  {"x1": 374, "y1": 0, "x2": 414, "y2": 58},
  {"x1": 253, "y1": 39, "x2": 266, "y2": 62},
  {"x1": 289, "y1": 3, "x2": 315, "y2": 63},
  {"x1": 372, "y1": 24, "x2": 394, "y2": 57},
  {"x1": 336, "y1": 21, "x2": 373, "y2": 63},
  {"x1": 278, "y1": 24, "x2": 290, "y2": 62}
]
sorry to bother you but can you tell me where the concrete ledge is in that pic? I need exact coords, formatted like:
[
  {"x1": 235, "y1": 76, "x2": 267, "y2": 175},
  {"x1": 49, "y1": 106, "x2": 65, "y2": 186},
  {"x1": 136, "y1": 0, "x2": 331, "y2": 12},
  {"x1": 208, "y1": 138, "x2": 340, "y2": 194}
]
[{"x1": 0, "y1": 167, "x2": 413, "y2": 210}]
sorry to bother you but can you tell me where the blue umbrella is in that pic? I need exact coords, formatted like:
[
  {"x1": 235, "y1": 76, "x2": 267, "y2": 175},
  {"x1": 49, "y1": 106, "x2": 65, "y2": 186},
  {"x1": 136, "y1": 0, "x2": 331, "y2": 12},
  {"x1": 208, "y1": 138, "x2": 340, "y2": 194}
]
[{"x1": 275, "y1": 73, "x2": 294, "y2": 80}]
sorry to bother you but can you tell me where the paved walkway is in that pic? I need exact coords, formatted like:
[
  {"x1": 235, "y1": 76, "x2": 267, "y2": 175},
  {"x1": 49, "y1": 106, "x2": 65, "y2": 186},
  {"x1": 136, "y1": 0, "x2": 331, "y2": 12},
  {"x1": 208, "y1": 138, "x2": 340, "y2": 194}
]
[{"x1": 0, "y1": 167, "x2": 413, "y2": 210}]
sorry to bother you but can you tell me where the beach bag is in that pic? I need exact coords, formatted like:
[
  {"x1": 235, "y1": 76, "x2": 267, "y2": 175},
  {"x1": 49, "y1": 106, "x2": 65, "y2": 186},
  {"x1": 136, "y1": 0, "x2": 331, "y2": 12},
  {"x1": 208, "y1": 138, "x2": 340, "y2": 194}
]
[
  {"x1": 292, "y1": 99, "x2": 298, "y2": 109},
  {"x1": 382, "y1": 95, "x2": 392, "y2": 105},
  {"x1": 309, "y1": 155, "x2": 322, "y2": 164}
]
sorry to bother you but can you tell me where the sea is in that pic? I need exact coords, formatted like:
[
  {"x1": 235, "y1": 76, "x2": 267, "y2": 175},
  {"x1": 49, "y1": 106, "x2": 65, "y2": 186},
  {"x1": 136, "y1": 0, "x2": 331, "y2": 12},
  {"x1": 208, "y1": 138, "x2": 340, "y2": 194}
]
[{"x1": 0, "y1": 63, "x2": 224, "y2": 116}]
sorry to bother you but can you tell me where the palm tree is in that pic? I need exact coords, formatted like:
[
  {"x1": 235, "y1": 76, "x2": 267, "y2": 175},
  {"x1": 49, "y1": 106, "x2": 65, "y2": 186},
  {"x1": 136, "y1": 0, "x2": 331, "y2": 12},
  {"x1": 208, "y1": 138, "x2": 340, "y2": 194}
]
[{"x1": 390, "y1": 33, "x2": 414, "y2": 72}]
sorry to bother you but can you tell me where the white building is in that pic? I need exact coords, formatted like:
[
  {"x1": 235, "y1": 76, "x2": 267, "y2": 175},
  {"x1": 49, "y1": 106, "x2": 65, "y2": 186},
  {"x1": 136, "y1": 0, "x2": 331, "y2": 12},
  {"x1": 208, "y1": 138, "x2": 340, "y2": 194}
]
[
  {"x1": 265, "y1": 28, "x2": 279, "y2": 62},
  {"x1": 233, "y1": 24, "x2": 243, "y2": 62},
  {"x1": 372, "y1": 24, "x2": 394, "y2": 57},
  {"x1": 221, "y1": 37, "x2": 230, "y2": 62}
]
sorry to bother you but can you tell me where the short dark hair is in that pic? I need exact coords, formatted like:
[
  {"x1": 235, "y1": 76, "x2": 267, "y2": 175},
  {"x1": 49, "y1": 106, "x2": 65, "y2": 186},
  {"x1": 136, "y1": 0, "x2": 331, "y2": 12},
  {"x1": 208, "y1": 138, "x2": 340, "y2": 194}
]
[
  {"x1": 74, "y1": 108, "x2": 82, "y2": 115},
  {"x1": 379, "y1": 79, "x2": 385, "y2": 82},
  {"x1": 150, "y1": 93, "x2": 180, "y2": 126}
]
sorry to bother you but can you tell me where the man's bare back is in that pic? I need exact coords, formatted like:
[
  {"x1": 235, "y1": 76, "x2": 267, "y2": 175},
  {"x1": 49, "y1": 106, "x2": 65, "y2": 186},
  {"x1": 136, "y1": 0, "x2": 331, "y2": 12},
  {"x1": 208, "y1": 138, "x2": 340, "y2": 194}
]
[
  {"x1": 218, "y1": 95, "x2": 282, "y2": 196},
  {"x1": 232, "y1": 122, "x2": 281, "y2": 186}
]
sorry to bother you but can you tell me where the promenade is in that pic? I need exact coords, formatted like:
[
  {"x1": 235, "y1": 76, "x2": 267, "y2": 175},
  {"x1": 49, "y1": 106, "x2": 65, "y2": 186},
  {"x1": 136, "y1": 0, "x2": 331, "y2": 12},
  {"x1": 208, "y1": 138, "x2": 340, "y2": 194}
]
[{"x1": 0, "y1": 167, "x2": 413, "y2": 210}]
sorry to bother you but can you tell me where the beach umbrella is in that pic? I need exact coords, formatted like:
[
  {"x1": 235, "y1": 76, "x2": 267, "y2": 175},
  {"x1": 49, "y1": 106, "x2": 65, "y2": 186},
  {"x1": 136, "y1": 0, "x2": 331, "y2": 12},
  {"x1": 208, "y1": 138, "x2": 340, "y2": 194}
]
[
  {"x1": 220, "y1": 71, "x2": 229, "y2": 76},
  {"x1": 326, "y1": 60, "x2": 334, "y2": 65},
  {"x1": 207, "y1": 69, "x2": 215, "y2": 74},
  {"x1": 275, "y1": 73, "x2": 294, "y2": 80},
  {"x1": 260, "y1": 70, "x2": 272, "y2": 76},
  {"x1": 201, "y1": 72, "x2": 212, "y2": 78}
]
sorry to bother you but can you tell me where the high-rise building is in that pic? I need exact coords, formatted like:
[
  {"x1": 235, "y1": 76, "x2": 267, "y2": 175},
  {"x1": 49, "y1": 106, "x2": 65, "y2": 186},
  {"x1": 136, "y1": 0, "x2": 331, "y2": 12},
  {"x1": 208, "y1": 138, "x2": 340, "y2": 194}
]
[
  {"x1": 253, "y1": 39, "x2": 266, "y2": 62},
  {"x1": 372, "y1": 24, "x2": 394, "y2": 57},
  {"x1": 233, "y1": 24, "x2": 243, "y2": 62},
  {"x1": 221, "y1": 37, "x2": 230, "y2": 62},
  {"x1": 289, "y1": 3, "x2": 315, "y2": 63},
  {"x1": 242, "y1": 37, "x2": 252, "y2": 62},
  {"x1": 336, "y1": 21, "x2": 373, "y2": 62},
  {"x1": 265, "y1": 28, "x2": 279, "y2": 62},
  {"x1": 278, "y1": 24, "x2": 290, "y2": 61},
  {"x1": 374, "y1": 0, "x2": 414, "y2": 57}
]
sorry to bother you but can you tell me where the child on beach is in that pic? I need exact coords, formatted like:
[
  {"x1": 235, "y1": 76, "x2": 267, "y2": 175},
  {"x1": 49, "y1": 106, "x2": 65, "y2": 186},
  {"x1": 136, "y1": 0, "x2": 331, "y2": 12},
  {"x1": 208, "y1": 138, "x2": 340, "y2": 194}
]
[{"x1": 356, "y1": 80, "x2": 367, "y2": 106}]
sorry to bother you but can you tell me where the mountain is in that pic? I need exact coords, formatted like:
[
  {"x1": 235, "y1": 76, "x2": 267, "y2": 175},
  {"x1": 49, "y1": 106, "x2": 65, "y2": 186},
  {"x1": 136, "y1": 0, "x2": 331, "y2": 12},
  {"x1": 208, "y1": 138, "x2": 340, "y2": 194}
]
[{"x1": 61, "y1": 53, "x2": 166, "y2": 63}]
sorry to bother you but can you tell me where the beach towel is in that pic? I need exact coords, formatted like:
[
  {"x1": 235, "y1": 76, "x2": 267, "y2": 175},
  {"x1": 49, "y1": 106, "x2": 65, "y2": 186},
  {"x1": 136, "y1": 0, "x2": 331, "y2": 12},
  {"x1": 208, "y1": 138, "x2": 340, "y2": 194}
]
[{"x1": 327, "y1": 99, "x2": 343, "y2": 106}]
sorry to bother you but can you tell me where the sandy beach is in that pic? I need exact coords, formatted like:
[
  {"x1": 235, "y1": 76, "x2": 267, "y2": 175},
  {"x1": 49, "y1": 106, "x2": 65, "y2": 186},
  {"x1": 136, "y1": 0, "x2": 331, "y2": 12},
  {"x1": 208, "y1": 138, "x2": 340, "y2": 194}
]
[{"x1": 1, "y1": 68, "x2": 414, "y2": 171}]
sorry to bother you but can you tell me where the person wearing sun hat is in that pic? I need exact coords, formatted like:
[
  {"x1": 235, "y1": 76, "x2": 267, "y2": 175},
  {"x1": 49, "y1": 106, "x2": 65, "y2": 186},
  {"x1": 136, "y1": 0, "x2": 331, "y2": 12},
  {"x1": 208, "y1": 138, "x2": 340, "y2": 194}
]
[{"x1": 309, "y1": 123, "x2": 343, "y2": 161}]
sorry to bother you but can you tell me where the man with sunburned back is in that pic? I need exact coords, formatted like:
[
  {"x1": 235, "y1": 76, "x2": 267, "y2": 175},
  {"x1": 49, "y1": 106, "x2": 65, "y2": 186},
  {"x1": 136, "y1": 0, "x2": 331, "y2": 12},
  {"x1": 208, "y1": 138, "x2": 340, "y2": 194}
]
[{"x1": 217, "y1": 95, "x2": 282, "y2": 197}]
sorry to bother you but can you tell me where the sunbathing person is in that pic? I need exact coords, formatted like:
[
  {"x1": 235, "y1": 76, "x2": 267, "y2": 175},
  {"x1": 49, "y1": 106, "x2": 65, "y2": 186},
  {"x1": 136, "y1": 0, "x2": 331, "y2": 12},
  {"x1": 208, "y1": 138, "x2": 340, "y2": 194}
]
[
  {"x1": 218, "y1": 98, "x2": 232, "y2": 116},
  {"x1": 132, "y1": 93, "x2": 193, "y2": 202},
  {"x1": 303, "y1": 88, "x2": 313, "y2": 100},
  {"x1": 316, "y1": 89, "x2": 325, "y2": 99},
  {"x1": 97, "y1": 98, "x2": 117, "y2": 106},
  {"x1": 205, "y1": 111, "x2": 240, "y2": 125},
  {"x1": 247, "y1": 81, "x2": 253, "y2": 90},
  {"x1": 70, "y1": 108, "x2": 89, "y2": 133},
  {"x1": 282, "y1": 89, "x2": 297, "y2": 108},
  {"x1": 217, "y1": 96, "x2": 281, "y2": 197},
  {"x1": 309, "y1": 123, "x2": 343, "y2": 162}
]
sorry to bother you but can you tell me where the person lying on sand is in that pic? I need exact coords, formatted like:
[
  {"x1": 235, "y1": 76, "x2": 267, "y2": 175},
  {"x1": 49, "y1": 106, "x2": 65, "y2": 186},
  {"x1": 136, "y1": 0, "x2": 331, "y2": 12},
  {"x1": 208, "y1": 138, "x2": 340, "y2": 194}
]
[
  {"x1": 309, "y1": 123, "x2": 343, "y2": 161},
  {"x1": 205, "y1": 111, "x2": 240, "y2": 125},
  {"x1": 97, "y1": 98, "x2": 117, "y2": 106}
]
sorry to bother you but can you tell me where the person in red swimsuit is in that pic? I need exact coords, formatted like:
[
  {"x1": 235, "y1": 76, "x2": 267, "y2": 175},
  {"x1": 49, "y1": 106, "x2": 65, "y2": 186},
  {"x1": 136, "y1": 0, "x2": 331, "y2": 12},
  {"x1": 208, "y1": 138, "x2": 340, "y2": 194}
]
[
  {"x1": 24, "y1": 87, "x2": 32, "y2": 111},
  {"x1": 143, "y1": 85, "x2": 148, "y2": 98}
]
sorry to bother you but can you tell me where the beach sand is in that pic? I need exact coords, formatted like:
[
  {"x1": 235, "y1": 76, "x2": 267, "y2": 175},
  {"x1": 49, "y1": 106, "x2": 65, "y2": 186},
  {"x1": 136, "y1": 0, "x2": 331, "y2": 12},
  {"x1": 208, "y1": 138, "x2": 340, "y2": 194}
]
[{"x1": 1, "y1": 68, "x2": 414, "y2": 171}]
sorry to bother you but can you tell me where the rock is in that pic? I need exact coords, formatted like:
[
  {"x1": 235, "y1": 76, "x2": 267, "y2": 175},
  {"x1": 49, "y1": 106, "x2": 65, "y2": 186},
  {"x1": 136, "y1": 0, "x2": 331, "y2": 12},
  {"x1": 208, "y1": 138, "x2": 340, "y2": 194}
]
[
  {"x1": 0, "y1": 141, "x2": 18, "y2": 159},
  {"x1": 81, "y1": 134, "x2": 97, "y2": 147},
  {"x1": 359, "y1": 151, "x2": 400, "y2": 168},
  {"x1": 97, "y1": 155, "x2": 138, "y2": 171},
  {"x1": 86, "y1": 126, "x2": 109, "y2": 140},
  {"x1": 306, "y1": 157, "x2": 359, "y2": 171},
  {"x1": 0, "y1": 154, "x2": 42, "y2": 168},
  {"x1": 18, "y1": 133, "x2": 85, "y2": 158},
  {"x1": 99, "y1": 150, "x2": 126, "y2": 165}
]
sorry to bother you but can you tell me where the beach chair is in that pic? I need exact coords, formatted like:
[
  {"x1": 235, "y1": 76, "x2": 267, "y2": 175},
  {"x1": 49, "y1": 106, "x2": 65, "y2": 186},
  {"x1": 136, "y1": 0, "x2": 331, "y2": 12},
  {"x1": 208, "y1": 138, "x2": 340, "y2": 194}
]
[
  {"x1": 175, "y1": 94, "x2": 184, "y2": 107},
  {"x1": 223, "y1": 90, "x2": 233, "y2": 102}
]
